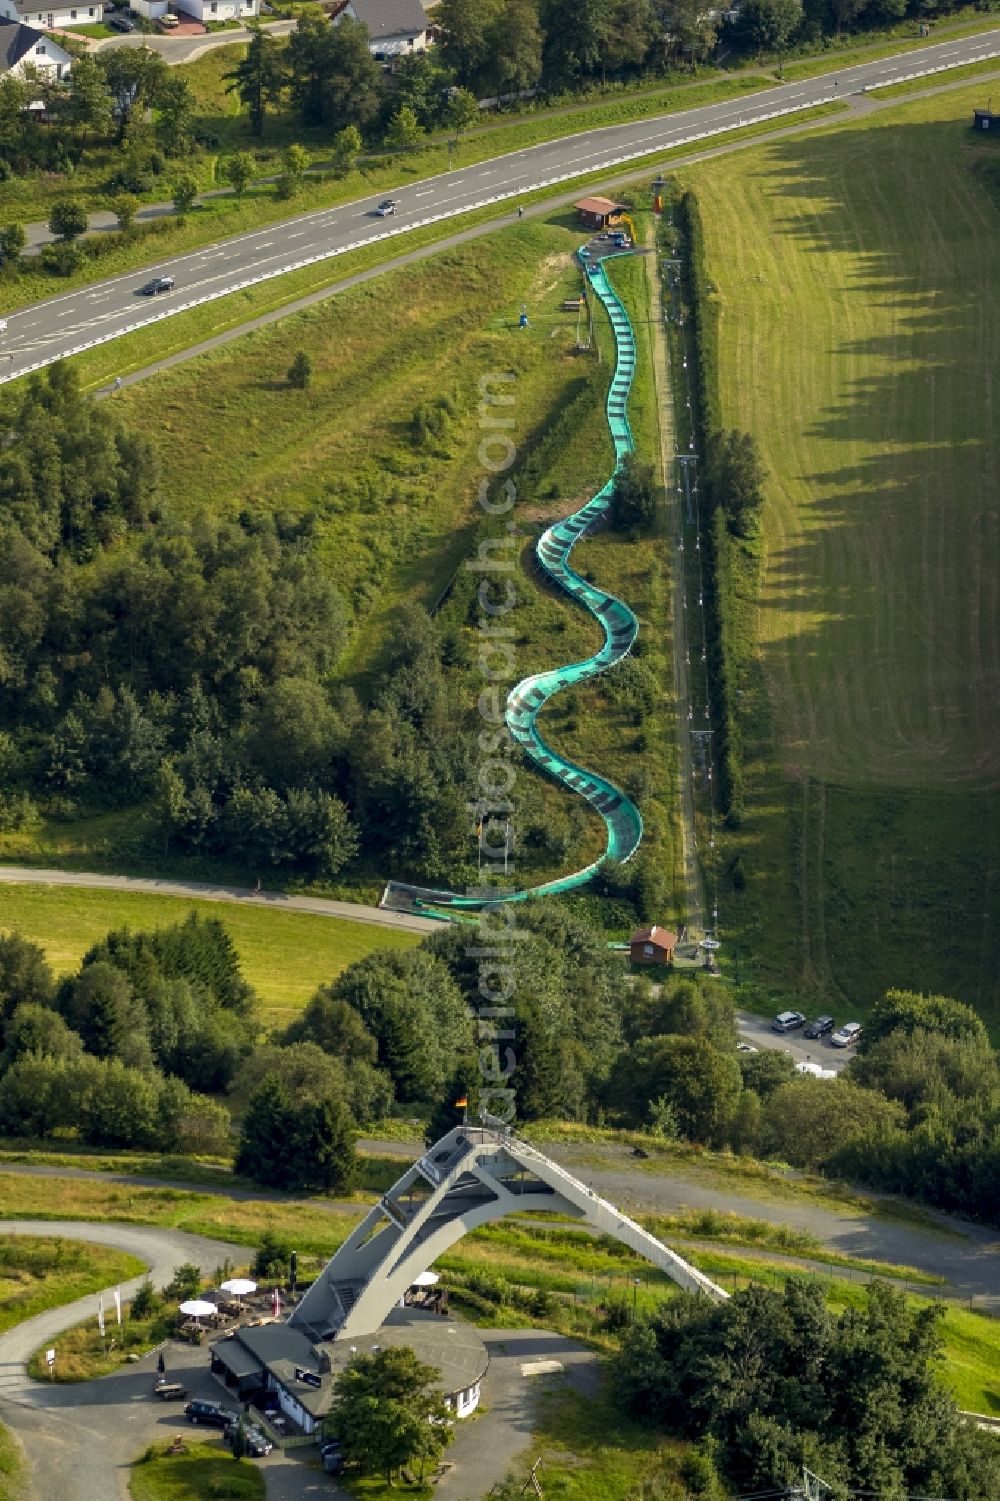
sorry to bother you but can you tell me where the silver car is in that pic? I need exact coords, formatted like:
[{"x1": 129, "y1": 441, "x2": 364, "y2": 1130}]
[{"x1": 831, "y1": 1022, "x2": 863, "y2": 1048}]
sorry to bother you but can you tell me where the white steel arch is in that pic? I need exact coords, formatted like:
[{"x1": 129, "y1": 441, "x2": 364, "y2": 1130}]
[{"x1": 290, "y1": 1122, "x2": 726, "y2": 1341}]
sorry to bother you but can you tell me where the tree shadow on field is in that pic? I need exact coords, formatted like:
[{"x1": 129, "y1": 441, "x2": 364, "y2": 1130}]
[{"x1": 714, "y1": 111, "x2": 1000, "y2": 1017}]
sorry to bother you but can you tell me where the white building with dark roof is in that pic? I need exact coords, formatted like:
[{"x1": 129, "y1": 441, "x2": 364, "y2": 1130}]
[
  {"x1": 334, "y1": 0, "x2": 429, "y2": 59},
  {"x1": 0, "y1": 0, "x2": 101, "y2": 29},
  {"x1": 0, "y1": 18, "x2": 71, "y2": 80},
  {"x1": 211, "y1": 1307, "x2": 488, "y2": 1435}
]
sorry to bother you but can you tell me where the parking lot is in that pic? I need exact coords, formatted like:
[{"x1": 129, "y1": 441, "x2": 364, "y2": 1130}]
[{"x1": 736, "y1": 1010, "x2": 853, "y2": 1073}]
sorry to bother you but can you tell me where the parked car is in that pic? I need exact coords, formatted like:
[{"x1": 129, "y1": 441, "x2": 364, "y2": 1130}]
[
  {"x1": 184, "y1": 1399, "x2": 238, "y2": 1428},
  {"x1": 804, "y1": 1015, "x2": 835, "y2": 1040},
  {"x1": 374, "y1": 199, "x2": 397, "y2": 216},
  {"x1": 158, "y1": 12, "x2": 179, "y2": 26},
  {"x1": 226, "y1": 1424, "x2": 272, "y2": 1458},
  {"x1": 107, "y1": 13, "x2": 134, "y2": 28},
  {"x1": 831, "y1": 1022, "x2": 863, "y2": 1049},
  {"x1": 771, "y1": 1010, "x2": 805, "y2": 1034},
  {"x1": 736, "y1": 1041, "x2": 758, "y2": 1053},
  {"x1": 139, "y1": 275, "x2": 175, "y2": 296}
]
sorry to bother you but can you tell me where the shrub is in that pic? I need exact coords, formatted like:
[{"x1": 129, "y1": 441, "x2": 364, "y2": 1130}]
[
  {"x1": 130, "y1": 1280, "x2": 157, "y2": 1320},
  {"x1": 287, "y1": 351, "x2": 312, "y2": 389}
]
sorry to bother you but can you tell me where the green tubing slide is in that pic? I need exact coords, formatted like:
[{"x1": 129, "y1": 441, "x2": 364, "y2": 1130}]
[{"x1": 383, "y1": 250, "x2": 644, "y2": 916}]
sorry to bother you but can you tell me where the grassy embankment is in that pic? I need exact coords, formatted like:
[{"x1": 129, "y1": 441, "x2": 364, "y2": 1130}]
[
  {"x1": 0, "y1": 883, "x2": 419, "y2": 1026},
  {"x1": 0, "y1": 213, "x2": 685, "y2": 922},
  {"x1": 129, "y1": 1441, "x2": 263, "y2": 1501},
  {"x1": 684, "y1": 84, "x2": 1000, "y2": 1029},
  {"x1": 0, "y1": 1427, "x2": 26, "y2": 1501}
]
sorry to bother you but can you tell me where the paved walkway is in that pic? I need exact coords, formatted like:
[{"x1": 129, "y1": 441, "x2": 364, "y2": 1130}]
[{"x1": 0, "y1": 865, "x2": 438, "y2": 935}]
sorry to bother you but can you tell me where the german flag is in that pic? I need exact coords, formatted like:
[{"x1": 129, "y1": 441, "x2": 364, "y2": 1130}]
[{"x1": 455, "y1": 1096, "x2": 468, "y2": 1109}]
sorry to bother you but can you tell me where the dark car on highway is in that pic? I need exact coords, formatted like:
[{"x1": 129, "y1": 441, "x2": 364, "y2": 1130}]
[
  {"x1": 804, "y1": 1015, "x2": 835, "y2": 1040},
  {"x1": 139, "y1": 275, "x2": 175, "y2": 296},
  {"x1": 184, "y1": 1399, "x2": 238, "y2": 1428},
  {"x1": 771, "y1": 1010, "x2": 805, "y2": 1034}
]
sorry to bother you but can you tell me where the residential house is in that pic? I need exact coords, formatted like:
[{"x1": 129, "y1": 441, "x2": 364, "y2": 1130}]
[
  {"x1": 173, "y1": 0, "x2": 257, "y2": 23},
  {"x1": 333, "y1": 0, "x2": 429, "y2": 61},
  {"x1": 0, "y1": 17, "x2": 72, "y2": 80},
  {"x1": 1, "y1": 0, "x2": 102, "y2": 28}
]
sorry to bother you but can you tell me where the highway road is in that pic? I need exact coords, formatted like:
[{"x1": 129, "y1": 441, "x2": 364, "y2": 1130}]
[{"x1": 1, "y1": 29, "x2": 998, "y2": 384}]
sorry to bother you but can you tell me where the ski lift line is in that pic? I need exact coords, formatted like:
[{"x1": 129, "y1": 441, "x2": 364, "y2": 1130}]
[{"x1": 382, "y1": 249, "x2": 644, "y2": 915}]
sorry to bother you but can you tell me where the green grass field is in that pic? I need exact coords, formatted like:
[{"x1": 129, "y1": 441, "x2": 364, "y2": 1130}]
[
  {"x1": 0, "y1": 884, "x2": 418, "y2": 1025},
  {"x1": 687, "y1": 85, "x2": 1000, "y2": 1024},
  {"x1": 3, "y1": 211, "x2": 683, "y2": 915},
  {"x1": 129, "y1": 1441, "x2": 263, "y2": 1501}
]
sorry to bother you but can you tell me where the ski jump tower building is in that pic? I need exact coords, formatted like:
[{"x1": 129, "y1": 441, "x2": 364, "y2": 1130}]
[{"x1": 290, "y1": 1121, "x2": 727, "y2": 1342}]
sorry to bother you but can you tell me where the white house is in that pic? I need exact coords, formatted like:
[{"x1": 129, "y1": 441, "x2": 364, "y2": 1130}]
[
  {"x1": 334, "y1": 0, "x2": 429, "y2": 61},
  {"x1": 174, "y1": 0, "x2": 257, "y2": 21},
  {"x1": 0, "y1": 18, "x2": 72, "y2": 80},
  {"x1": 0, "y1": 0, "x2": 102, "y2": 27}
]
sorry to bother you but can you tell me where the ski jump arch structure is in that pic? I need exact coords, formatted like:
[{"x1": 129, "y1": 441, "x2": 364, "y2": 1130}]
[
  {"x1": 289, "y1": 1124, "x2": 727, "y2": 1342},
  {"x1": 383, "y1": 251, "x2": 644, "y2": 916}
]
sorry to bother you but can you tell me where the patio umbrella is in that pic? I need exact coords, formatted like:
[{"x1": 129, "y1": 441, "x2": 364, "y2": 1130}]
[
  {"x1": 271, "y1": 1287, "x2": 283, "y2": 1317},
  {"x1": 178, "y1": 1299, "x2": 217, "y2": 1322},
  {"x1": 411, "y1": 1271, "x2": 439, "y2": 1288},
  {"x1": 220, "y1": 1278, "x2": 257, "y2": 1305}
]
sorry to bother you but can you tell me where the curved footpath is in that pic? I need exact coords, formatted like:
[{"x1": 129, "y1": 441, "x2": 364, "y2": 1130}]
[
  {"x1": 0, "y1": 1222, "x2": 247, "y2": 1501},
  {"x1": 0, "y1": 864, "x2": 438, "y2": 934}
]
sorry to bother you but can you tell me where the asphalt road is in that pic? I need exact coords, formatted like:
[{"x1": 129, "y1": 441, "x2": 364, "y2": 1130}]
[
  {"x1": 1, "y1": 29, "x2": 998, "y2": 384},
  {"x1": 0, "y1": 864, "x2": 438, "y2": 934}
]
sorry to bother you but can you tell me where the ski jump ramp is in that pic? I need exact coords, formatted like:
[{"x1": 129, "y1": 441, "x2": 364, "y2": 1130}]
[{"x1": 290, "y1": 1122, "x2": 727, "y2": 1342}]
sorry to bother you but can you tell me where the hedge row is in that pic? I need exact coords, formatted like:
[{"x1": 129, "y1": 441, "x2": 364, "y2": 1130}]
[{"x1": 675, "y1": 191, "x2": 745, "y2": 827}]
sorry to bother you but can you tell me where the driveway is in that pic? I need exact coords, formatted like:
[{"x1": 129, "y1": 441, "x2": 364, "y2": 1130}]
[{"x1": 0, "y1": 1221, "x2": 247, "y2": 1501}]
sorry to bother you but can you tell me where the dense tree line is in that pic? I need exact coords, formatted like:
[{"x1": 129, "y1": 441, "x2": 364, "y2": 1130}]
[
  {"x1": 0, "y1": 925, "x2": 232, "y2": 1150},
  {"x1": 0, "y1": 367, "x2": 478, "y2": 881},
  {"x1": 612, "y1": 1278, "x2": 1000, "y2": 1498}
]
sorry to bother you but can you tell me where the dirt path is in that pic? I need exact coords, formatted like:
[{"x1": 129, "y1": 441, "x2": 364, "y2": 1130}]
[
  {"x1": 0, "y1": 865, "x2": 437, "y2": 935},
  {"x1": 645, "y1": 222, "x2": 704, "y2": 929}
]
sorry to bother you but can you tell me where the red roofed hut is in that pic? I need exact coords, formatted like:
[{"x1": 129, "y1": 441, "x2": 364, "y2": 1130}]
[
  {"x1": 574, "y1": 196, "x2": 626, "y2": 231},
  {"x1": 630, "y1": 925, "x2": 678, "y2": 966}
]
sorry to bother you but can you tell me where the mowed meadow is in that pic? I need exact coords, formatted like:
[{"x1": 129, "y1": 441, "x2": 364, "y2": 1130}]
[
  {"x1": 689, "y1": 85, "x2": 1000, "y2": 1023},
  {"x1": 0, "y1": 885, "x2": 418, "y2": 1026}
]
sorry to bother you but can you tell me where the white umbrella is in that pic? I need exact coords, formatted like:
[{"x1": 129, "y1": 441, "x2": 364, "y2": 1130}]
[
  {"x1": 411, "y1": 1271, "x2": 439, "y2": 1288},
  {"x1": 220, "y1": 1278, "x2": 257, "y2": 1302},
  {"x1": 179, "y1": 1299, "x2": 217, "y2": 1320}
]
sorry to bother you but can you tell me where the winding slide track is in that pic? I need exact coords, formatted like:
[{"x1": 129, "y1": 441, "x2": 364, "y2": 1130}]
[{"x1": 383, "y1": 250, "x2": 645, "y2": 915}]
